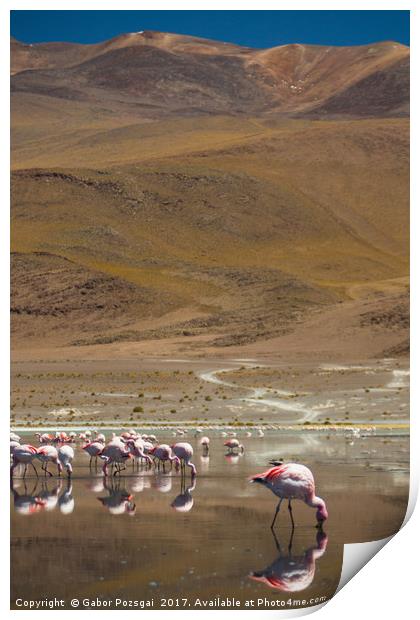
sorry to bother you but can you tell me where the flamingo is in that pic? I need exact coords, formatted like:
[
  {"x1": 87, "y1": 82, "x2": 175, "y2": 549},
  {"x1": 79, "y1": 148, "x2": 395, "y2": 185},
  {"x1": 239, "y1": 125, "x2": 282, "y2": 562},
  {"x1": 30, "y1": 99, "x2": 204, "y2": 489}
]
[
  {"x1": 249, "y1": 463, "x2": 328, "y2": 528},
  {"x1": 127, "y1": 438, "x2": 153, "y2": 469},
  {"x1": 171, "y1": 442, "x2": 197, "y2": 477},
  {"x1": 109, "y1": 434, "x2": 126, "y2": 448},
  {"x1": 95, "y1": 432, "x2": 106, "y2": 444},
  {"x1": 36, "y1": 432, "x2": 54, "y2": 444},
  {"x1": 36, "y1": 446, "x2": 63, "y2": 477},
  {"x1": 52, "y1": 431, "x2": 70, "y2": 445},
  {"x1": 200, "y1": 436, "x2": 210, "y2": 454},
  {"x1": 10, "y1": 444, "x2": 39, "y2": 478},
  {"x1": 101, "y1": 443, "x2": 132, "y2": 476},
  {"x1": 10, "y1": 431, "x2": 21, "y2": 443},
  {"x1": 143, "y1": 440, "x2": 154, "y2": 454},
  {"x1": 144, "y1": 434, "x2": 157, "y2": 443},
  {"x1": 258, "y1": 429, "x2": 265, "y2": 438},
  {"x1": 224, "y1": 438, "x2": 244, "y2": 453},
  {"x1": 58, "y1": 445, "x2": 74, "y2": 477},
  {"x1": 150, "y1": 444, "x2": 180, "y2": 472},
  {"x1": 10, "y1": 440, "x2": 20, "y2": 454},
  {"x1": 83, "y1": 441, "x2": 103, "y2": 468}
]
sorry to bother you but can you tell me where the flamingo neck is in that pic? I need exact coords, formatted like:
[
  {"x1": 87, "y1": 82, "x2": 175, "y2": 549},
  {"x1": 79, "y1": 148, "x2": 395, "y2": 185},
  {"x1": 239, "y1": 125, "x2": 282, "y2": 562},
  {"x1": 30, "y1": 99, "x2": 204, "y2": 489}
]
[{"x1": 305, "y1": 494, "x2": 328, "y2": 521}]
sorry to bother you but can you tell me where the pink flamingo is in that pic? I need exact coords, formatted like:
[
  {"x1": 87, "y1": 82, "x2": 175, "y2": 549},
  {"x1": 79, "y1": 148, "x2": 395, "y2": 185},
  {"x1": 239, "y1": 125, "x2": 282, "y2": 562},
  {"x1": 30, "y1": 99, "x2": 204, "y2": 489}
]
[
  {"x1": 36, "y1": 432, "x2": 54, "y2": 444},
  {"x1": 83, "y1": 441, "x2": 104, "y2": 468},
  {"x1": 52, "y1": 431, "x2": 71, "y2": 445},
  {"x1": 150, "y1": 444, "x2": 180, "y2": 472},
  {"x1": 171, "y1": 442, "x2": 197, "y2": 477},
  {"x1": 249, "y1": 463, "x2": 328, "y2": 528},
  {"x1": 101, "y1": 443, "x2": 132, "y2": 476},
  {"x1": 36, "y1": 446, "x2": 63, "y2": 477},
  {"x1": 10, "y1": 440, "x2": 20, "y2": 454},
  {"x1": 200, "y1": 436, "x2": 210, "y2": 454},
  {"x1": 58, "y1": 445, "x2": 74, "y2": 477},
  {"x1": 224, "y1": 438, "x2": 244, "y2": 453},
  {"x1": 126, "y1": 438, "x2": 153, "y2": 469},
  {"x1": 10, "y1": 444, "x2": 39, "y2": 478}
]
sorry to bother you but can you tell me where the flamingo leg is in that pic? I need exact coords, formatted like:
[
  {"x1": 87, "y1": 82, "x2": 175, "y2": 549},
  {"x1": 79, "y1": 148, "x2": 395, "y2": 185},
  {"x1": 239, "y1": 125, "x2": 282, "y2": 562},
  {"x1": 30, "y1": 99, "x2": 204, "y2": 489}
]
[
  {"x1": 89, "y1": 456, "x2": 92, "y2": 469},
  {"x1": 288, "y1": 499, "x2": 295, "y2": 529},
  {"x1": 288, "y1": 526, "x2": 295, "y2": 555},
  {"x1": 270, "y1": 498, "x2": 283, "y2": 529},
  {"x1": 271, "y1": 527, "x2": 281, "y2": 553},
  {"x1": 31, "y1": 462, "x2": 39, "y2": 478},
  {"x1": 23, "y1": 464, "x2": 28, "y2": 478}
]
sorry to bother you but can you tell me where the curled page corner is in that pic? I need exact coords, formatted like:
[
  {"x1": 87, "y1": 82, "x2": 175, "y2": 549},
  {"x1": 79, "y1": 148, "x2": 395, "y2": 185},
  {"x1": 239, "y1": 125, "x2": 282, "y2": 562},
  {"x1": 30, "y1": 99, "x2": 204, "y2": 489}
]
[
  {"x1": 335, "y1": 474, "x2": 416, "y2": 597},
  {"x1": 336, "y1": 537, "x2": 393, "y2": 594}
]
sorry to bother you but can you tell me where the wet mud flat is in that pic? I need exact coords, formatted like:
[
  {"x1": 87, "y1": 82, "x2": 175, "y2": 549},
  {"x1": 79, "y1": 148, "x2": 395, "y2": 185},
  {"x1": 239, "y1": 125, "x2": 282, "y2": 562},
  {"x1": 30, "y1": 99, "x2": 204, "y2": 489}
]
[{"x1": 11, "y1": 431, "x2": 409, "y2": 610}]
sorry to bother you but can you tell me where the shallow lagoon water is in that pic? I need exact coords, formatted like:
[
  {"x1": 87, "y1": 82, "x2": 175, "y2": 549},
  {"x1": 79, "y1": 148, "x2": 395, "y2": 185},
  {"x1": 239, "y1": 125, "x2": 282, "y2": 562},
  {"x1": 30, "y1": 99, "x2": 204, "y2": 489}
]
[{"x1": 11, "y1": 431, "x2": 409, "y2": 609}]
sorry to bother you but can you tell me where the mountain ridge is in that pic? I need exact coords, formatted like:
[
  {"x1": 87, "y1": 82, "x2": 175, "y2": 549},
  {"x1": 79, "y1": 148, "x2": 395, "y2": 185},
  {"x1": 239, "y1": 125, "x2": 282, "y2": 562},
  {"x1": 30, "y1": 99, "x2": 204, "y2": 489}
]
[{"x1": 11, "y1": 32, "x2": 409, "y2": 118}]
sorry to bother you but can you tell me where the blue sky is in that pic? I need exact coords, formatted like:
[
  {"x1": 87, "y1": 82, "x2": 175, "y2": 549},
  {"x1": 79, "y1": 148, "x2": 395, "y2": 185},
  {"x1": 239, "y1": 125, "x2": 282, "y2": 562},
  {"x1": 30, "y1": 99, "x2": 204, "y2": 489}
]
[{"x1": 11, "y1": 10, "x2": 410, "y2": 48}]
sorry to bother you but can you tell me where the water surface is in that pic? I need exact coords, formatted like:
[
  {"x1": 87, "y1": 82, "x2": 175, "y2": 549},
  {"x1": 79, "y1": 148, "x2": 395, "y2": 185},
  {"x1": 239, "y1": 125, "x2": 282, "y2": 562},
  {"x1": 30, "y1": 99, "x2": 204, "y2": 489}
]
[{"x1": 11, "y1": 431, "x2": 409, "y2": 609}]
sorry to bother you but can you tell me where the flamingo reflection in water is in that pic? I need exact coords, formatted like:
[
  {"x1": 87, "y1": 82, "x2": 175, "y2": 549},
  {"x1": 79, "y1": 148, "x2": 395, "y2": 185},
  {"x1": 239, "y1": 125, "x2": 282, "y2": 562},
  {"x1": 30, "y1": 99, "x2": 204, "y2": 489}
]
[
  {"x1": 11, "y1": 479, "x2": 75, "y2": 515},
  {"x1": 10, "y1": 479, "x2": 46, "y2": 515},
  {"x1": 58, "y1": 479, "x2": 75, "y2": 515},
  {"x1": 250, "y1": 529, "x2": 328, "y2": 592},
  {"x1": 200, "y1": 454, "x2": 210, "y2": 472},
  {"x1": 97, "y1": 478, "x2": 136, "y2": 515},
  {"x1": 224, "y1": 452, "x2": 243, "y2": 465},
  {"x1": 130, "y1": 470, "x2": 153, "y2": 493},
  {"x1": 171, "y1": 477, "x2": 197, "y2": 513},
  {"x1": 153, "y1": 472, "x2": 173, "y2": 494}
]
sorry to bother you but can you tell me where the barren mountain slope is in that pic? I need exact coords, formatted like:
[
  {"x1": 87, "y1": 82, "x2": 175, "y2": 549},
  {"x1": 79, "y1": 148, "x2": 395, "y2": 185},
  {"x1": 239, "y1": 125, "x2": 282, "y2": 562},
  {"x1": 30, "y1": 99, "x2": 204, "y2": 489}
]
[{"x1": 10, "y1": 33, "x2": 409, "y2": 356}]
